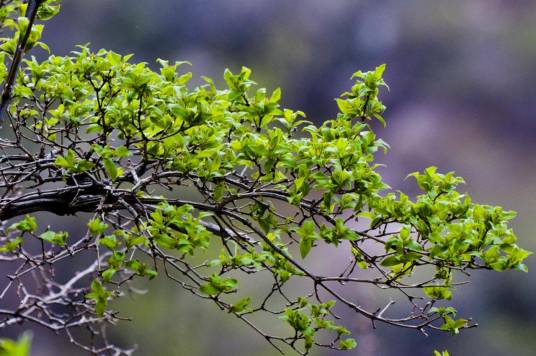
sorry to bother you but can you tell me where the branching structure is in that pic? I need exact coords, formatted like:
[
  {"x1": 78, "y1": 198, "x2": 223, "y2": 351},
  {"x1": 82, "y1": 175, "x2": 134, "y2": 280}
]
[{"x1": 0, "y1": 1, "x2": 531, "y2": 355}]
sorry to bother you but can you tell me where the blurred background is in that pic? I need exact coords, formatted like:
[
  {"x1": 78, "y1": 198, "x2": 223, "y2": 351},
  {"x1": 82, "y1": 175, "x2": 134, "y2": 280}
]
[{"x1": 14, "y1": 0, "x2": 536, "y2": 355}]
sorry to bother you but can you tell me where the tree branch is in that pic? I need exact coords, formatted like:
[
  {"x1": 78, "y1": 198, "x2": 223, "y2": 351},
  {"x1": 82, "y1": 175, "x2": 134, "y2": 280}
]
[{"x1": 0, "y1": 0, "x2": 43, "y2": 117}]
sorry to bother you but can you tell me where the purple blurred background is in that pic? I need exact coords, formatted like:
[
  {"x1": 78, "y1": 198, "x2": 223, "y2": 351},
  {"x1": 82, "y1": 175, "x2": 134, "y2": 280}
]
[{"x1": 12, "y1": 1, "x2": 536, "y2": 355}]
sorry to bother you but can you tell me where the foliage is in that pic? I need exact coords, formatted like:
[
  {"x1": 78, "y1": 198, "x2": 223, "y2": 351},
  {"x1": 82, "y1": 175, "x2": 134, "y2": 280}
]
[
  {"x1": 0, "y1": 333, "x2": 31, "y2": 356},
  {"x1": 0, "y1": 1, "x2": 531, "y2": 354}
]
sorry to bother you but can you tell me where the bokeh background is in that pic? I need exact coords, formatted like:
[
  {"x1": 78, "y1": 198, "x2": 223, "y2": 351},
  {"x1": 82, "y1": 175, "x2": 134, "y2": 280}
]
[{"x1": 14, "y1": 0, "x2": 536, "y2": 355}]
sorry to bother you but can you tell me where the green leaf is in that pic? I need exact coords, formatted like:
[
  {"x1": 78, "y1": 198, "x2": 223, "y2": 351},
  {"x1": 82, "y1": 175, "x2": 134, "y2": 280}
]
[
  {"x1": 300, "y1": 237, "x2": 314, "y2": 259},
  {"x1": 102, "y1": 268, "x2": 116, "y2": 282},
  {"x1": 229, "y1": 297, "x2": 251, "y2": 313},
  {"x1": 103, "y1": 158, "x2": 123, "y2": 181},
  {"x1": 55, "y1": 149, "x2": 94, "y2": 173},
  {"x1": 434, "y1": 350, "x2": 450, "y2": 356},
  {"x1": 39, "y1": 230, "x2": 68, "y2": 246},
  {"x1": 200, "y1": 275, "x2": 238, "y2": 296},
  {"x1": 439, "y1": 316, "x2": 468, "y2": 335},
  {"x1": 99, "y1": 234, "x2": 118, "y2": 250},
  {"x1": 270, "y1": 87, "x2": 282, "y2": 103},
  {"x1": 199, "y1": 283, "x2": 219, "y2": 296},
  {"x1": 424, "y1": 286, "x2": 452, "y2": 301},
  {"x1": 0, "y1": 332, "x2": 32, "y2": 356},
  {"x1": 296, "y1": 220, "x2": 317, "y2": 258},
  {"x1": 8, "y1": 215, "x2": 37, "y2": 233},
  {"x1": 88, "y1": 218, "x2": 108, "y2": 236},
  {"x1": 37, "y1": 3, "x2": 61, "y2": 21},
  {"x1": 0, "y1": 237, "x2": 23, "y2": 253},
  {"x1": 85, "y1": 280, "x2": 111, "y2": 317},
  {"x1": 381, "y1": 256, "x2": 401, "y2": 267},
  {"x1": 340, "y1": 338, "x2": 357, "y2": 350}
]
